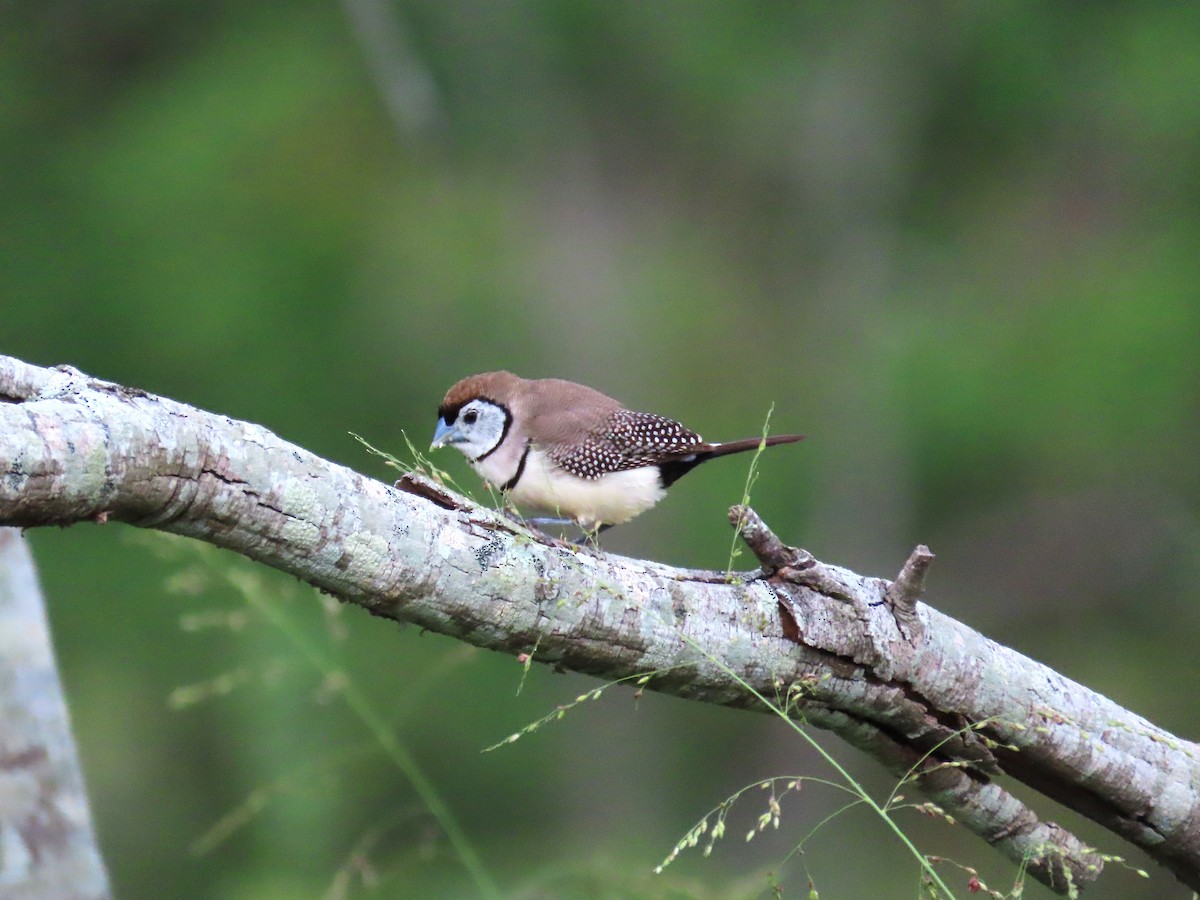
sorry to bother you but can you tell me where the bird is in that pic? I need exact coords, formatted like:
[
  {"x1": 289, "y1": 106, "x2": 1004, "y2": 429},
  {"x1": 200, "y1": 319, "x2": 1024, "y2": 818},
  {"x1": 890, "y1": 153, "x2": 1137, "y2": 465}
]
[{"x1": 430, "y1": 371, "x2": 803, "y2": 534}]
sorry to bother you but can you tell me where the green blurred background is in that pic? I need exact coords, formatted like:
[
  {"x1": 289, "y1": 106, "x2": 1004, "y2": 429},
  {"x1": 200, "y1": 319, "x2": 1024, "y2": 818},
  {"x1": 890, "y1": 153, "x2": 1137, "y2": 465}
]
[{"x1": 5, "y1": 2, "x2": 1200, "y2": 897}]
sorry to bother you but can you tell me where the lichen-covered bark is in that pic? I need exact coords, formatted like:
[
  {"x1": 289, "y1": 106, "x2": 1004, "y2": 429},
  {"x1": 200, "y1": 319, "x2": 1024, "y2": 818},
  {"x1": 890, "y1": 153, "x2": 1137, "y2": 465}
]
[{"x1": 2, "y1": 353, "x2": 1199, "y2": 895}]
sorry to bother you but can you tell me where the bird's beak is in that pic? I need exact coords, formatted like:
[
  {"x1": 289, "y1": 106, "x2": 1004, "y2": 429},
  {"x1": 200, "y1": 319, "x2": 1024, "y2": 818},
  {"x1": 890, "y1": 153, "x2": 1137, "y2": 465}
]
[{"x1": 430, "y1": 417, "x2": 459, "y2": 450}]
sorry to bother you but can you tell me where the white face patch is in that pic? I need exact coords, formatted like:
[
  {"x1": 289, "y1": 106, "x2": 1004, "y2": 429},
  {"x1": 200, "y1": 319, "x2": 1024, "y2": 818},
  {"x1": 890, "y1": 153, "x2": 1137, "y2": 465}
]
[{"x1": 444, "y1": 399, "x2": 509, "y2": 462}]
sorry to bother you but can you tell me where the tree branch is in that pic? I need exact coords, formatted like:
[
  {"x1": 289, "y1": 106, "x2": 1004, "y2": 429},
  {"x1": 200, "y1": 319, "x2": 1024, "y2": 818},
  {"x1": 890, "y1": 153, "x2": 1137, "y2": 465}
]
[{"x1": 2, "y1": 353, "x2": 1198, "y2": 894}]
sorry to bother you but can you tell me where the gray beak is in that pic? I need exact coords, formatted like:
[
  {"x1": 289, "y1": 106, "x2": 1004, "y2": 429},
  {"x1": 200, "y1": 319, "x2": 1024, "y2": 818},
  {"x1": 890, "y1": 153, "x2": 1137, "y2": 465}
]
[{"x1": 431, "y1": 417, "x2": 459, "y2": 450}]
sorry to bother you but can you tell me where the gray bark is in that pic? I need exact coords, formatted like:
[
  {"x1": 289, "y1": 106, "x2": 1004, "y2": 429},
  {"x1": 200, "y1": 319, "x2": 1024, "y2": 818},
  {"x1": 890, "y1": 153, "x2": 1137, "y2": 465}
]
[
  {"x1": 0, "y1": 526, "x2": 111, "y2": 900},
  {"x1": 1, "y1": 353, "x2": 1197, "y2": 896}
]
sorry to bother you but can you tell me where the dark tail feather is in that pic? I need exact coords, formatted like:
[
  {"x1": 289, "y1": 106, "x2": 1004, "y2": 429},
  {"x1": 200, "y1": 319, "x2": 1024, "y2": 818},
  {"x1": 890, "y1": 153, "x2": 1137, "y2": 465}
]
[
  {"x1": 702, "y1": 433, "x2": 805, "y2": 460},
  {"x1": 658, "y1": 433, "x2": 804, "y2": 487}
]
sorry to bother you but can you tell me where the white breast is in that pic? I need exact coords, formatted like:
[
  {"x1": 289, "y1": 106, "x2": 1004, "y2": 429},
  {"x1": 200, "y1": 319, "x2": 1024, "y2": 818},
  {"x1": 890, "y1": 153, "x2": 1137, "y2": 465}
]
[{"x1": 477, "y1": 447, "x2": 665, "y2": 530}]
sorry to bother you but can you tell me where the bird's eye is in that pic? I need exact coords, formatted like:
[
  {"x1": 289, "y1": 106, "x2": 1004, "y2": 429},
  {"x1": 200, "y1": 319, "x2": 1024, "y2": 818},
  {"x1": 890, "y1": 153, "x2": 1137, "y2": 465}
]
[{"x1": 463, "y1": 410, "x2": 478, "y2": 426}]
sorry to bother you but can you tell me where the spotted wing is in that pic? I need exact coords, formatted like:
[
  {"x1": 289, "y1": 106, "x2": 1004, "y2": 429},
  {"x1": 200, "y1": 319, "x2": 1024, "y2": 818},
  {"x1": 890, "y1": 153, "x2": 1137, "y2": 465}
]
[{"x1": 545, "y1": 410, "x2": 705, "y2": 480}]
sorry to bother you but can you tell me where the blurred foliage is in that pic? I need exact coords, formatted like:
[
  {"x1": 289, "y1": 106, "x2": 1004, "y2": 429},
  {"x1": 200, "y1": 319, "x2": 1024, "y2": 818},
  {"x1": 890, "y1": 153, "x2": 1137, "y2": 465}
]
[{"x1": 4, "y1": 2, "x2": 1200, "y2": 897}]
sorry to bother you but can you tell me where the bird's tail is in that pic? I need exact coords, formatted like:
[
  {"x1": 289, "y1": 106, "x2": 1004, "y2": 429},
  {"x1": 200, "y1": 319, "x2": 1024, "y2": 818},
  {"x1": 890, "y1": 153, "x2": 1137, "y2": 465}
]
[
  {"x1": 657, "y1": 433, "x2": 803, "y2": 488},
  {"x1": 702, "y1": 433, "x2": 805, "y2": 459}
]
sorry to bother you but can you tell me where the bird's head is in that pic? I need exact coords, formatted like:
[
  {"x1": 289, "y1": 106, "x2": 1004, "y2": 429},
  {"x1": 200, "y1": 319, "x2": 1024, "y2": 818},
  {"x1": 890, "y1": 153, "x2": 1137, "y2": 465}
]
[{"x1": 432, "y1": 372, "x2": 521, "y2": 462}]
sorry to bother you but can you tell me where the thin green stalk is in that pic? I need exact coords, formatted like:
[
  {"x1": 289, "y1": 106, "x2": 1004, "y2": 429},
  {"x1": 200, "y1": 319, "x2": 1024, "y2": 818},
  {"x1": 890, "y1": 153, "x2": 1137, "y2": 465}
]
[
  {"x1": 236, "y1": 575, "x2": 501, "y2": 899},
  {"x1": 784, "y1": 796, "x2": 870, "y2": 863},
  {"x1": 882, "y1": 719, "x2": 1000, "y2": 813},
  {"x1": 685, "y1": 637, "x2": 957, "y2": 899},
  {"x1": 725, "y1": 404, "x2": 775, "y2": 580}
]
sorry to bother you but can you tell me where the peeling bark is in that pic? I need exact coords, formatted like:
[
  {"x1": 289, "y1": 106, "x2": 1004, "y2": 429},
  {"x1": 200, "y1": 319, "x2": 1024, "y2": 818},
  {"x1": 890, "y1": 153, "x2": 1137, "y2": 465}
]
[{"x1": 1, "y1": 353, "x2": 1198, "y2": 895}]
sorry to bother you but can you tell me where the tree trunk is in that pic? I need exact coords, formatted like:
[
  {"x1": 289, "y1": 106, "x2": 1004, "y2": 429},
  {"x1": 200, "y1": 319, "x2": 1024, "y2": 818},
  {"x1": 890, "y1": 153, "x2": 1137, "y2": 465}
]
[{"x1": 0, "y1": 526, "x2": 111, "y2": 900}]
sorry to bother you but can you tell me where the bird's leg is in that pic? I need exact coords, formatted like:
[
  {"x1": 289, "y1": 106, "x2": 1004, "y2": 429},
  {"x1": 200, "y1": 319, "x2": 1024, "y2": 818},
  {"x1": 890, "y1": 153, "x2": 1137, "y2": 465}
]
[
  {"x1": 534, "y1": 516, "x2": 606, "y2": 551},
  {"x1": 497, "y1": 505, "x2": 547, "y2": 534},
  {"x1": 573, "y1": 523, "x2": 612, "y2": 550},
  {"x1": 497, "y1": 505, "x2": 528, "y2": 526},
  {"x1": 497, "y1": 508, "x2": 577, "y2": 548},
  {"x1": 486, "y1": 502, "x2": 603, "y2": 551}
]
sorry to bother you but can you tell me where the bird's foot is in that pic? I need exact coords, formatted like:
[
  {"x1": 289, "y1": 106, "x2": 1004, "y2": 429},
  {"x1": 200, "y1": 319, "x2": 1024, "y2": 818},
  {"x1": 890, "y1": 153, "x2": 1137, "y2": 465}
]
[
  {"x1": 569, "y1": 523, "x2": 611, "y2": 550},
  {"x1": 527, "y1": 516, "x2": 574, "y2": 528},
  {"x1": 499, "y1": 510, "x2": 578, "y2": 548},
  {"x1": 498, "y1": 509, "x2": 611, "y2": 551},
  {"x1": 529, "y1": 516, "x2": 611, "y2": 551}
]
